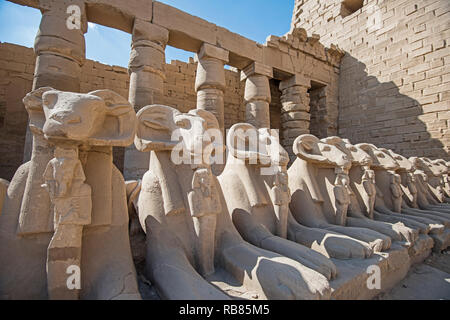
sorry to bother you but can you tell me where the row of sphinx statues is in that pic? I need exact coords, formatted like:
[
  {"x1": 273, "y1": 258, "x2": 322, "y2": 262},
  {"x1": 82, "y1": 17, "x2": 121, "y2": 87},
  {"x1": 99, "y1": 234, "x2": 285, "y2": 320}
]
[{"x1": 0, "y1": 88, "x2": 448, "y2": 300}]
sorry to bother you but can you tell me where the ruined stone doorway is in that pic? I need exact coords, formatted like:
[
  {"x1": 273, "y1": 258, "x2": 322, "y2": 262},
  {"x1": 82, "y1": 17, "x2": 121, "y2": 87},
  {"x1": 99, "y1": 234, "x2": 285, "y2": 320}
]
[
  {"x1": 308, "y1": 81, "x2": 327, "y2": 139},
  {"x1": 269, "y1": 79, "x2": 282, "y2": 131}
]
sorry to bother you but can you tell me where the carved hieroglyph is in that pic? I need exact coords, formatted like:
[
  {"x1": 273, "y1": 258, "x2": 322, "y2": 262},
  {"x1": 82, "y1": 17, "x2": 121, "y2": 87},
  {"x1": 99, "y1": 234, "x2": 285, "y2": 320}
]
[
  {"x1": 0, "y1": 88, "x2": 140, "y2": 300},
  {"x1": 218, "y1": 123, "x2": 337, "y2": 280},
  {"x1": 133, "y1": 105, "x2": 331, "y2": 300}
]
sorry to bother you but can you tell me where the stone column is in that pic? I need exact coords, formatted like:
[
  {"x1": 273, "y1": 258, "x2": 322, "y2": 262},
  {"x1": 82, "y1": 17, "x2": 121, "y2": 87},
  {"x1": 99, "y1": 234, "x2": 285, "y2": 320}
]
[
  {"x1": 241, "y1": 62, "x2": 273, "y2": 129},
  {"x1": 280, "y1": 75, "x2": 311, "y2": 162},
  {"x1": 195, "y1": 43, "x2": 229, "y2": 134},
  {"x1": 124, "y1": 20, "x2": 169, "y2": 180},
  {"x1": 33, "y1": 0, "x2": 87, "y2": 91},
  {"x1": 24, "y1": 0, "x2": 87, "y2": 162}
]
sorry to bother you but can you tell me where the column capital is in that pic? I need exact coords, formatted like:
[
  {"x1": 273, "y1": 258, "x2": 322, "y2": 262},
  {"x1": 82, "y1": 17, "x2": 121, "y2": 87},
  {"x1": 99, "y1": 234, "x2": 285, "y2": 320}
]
[
  {"x1": 132, "y1": 19, "x2": 169, "y2": 46},
  {"x1": 279, "y1": 74, "x2": 310, "y2": 91},
  {"x1": 195, "y1": 43, "x2": 229, "y2": 63},
  {"x1": 241, "y1": 62, "x2": 273, "y2": 81}
]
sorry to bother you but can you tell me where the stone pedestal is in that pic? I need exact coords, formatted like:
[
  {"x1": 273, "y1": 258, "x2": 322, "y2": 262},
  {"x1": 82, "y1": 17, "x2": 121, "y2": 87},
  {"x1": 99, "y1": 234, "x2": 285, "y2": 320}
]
[
  {"x1": 280, "y1": 75, "x2": 311, "y2": 161},
  {"x1": 241, "y1": 62, "x2": 273, "y2": 129},
  {"x1": 125, "y1": 20, "x2": 169, "y2": 180},
  {"x1": 195, "y1": 43, "x2": 229, "y2": 135}
]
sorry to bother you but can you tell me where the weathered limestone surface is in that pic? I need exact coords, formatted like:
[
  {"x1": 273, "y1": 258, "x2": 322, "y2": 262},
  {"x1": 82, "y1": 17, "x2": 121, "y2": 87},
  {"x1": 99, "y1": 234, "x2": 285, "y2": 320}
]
[
  {"x1": 280, "y1": 75, "x2": 311, "y2": 162},
  {"x1": 2, "y1": 0, "x2": 449, "y2": 301},
  {"x1": 241, "y1": 62, "x2": 273, "y2": 129},
  {"x1": 0, "y1": 88, "x2": 140, "y2": 299},
  {"x1": 125, "y1": 20, "x2": 169, "y2": 181},
  {"x1": 292, "y1": 0, "x2": 450, "y2": 160},
  {"x1": 288, "y1": 134, "x2": 392, "y2": 257},
  {"x1": 195, "y1": 43, "x2": 229, "y2": 135},
  {"x1": 0, "y1": 43, "x2": 244, "y2": 180},
  {"x1": 131, "y1": 105, "x2": 331, "y2": 300},
  {"x1": 219, "y1": 123, "x2": 338, "y2": 281}
]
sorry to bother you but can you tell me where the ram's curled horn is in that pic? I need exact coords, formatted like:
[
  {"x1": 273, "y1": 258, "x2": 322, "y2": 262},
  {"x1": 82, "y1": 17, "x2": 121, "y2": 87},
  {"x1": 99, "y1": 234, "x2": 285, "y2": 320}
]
[
  {"x1": 135, "y1": 105, "x2": 180, "y2": 152},
  {"x1": 227, "y1": 122, "x2": 261, "y2": 161},
  {"x1": 22, "y1": 87, "x2": 55, "y2": 135},
  {"x1": 293, "y1": 134, "x2": 329, "y2": 164}
]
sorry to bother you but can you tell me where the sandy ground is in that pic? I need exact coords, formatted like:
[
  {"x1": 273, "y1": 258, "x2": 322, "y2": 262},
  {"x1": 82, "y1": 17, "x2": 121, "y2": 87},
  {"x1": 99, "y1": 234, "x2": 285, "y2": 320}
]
[
  {"x1": 136, "y1": 250, "x2": 450, "y2": 300},
  {"x1": 376, "y1": 250, "x2": 450, "y2": 300}
]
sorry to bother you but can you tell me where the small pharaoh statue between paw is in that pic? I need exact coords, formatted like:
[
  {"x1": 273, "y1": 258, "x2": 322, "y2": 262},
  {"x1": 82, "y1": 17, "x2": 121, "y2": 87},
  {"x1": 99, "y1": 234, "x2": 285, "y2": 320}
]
[
  {"x1": 187, "y1": 166, "x2": 221, "y2": 277},
  {"x1": 436, "y1": 176, "x2": 445, "y2": 202},
  {"x1": 270, "y1": 169, "x2": 291, "y2": 238},
  {"x1": 42, "y1": 146, "x2": 92, "y2": 299},
  {"x1": 390, "y1": 172, "x2": 403, "y2": 213},
  {"x1": 406, "y1": 172, "x2": 418, "y2": 207},
  {"x1": 362, "y1": 167, "x2": 377, "y2": 218},
  {"x1": 333, "y1": 168, "x2": 352, "y2": 226}
]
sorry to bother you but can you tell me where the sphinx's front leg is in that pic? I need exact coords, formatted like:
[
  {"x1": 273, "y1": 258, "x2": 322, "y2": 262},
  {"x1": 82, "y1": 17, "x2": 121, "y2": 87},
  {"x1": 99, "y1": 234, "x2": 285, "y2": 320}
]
[
  {"x1": 373, "y1": 207, "x2": 430, "y2": 234},
  {"x1": 218, "y1": 231, "x2": 331, "y2": 300},
  {"x1": 322, "y1": 224, "x2": 391, "y2": 252},
  {"x1": 145, "y1": 224, "x2": 229, "y2": 300},
  {"x1": 231, "y1": 209, "x2": 336, "y2": 280},
  {"x1": 346, "y1": 216, "x2": 418, "y2": 244},
  {"x1": 287, "y1": 214, "x2": 373, "y2": 259},
  {"x1": 424, "y1": 204, "x2": 450, "y2": 214},
  {"x1": 401, "y1": 207, "x2": 450, "y2": 228}
]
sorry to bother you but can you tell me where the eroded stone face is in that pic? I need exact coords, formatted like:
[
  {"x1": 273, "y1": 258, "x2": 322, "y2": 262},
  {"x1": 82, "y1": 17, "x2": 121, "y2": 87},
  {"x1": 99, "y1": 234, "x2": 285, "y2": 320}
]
[
  {"x1": 132, "y1": 106, "x2": 332, "y2": 300},
  {"x1": 0, "y1": 88, "x2": 140, "y2": 300},
  {"x1": 293, "y1": 134, "x2": 351, "y2": 169}
]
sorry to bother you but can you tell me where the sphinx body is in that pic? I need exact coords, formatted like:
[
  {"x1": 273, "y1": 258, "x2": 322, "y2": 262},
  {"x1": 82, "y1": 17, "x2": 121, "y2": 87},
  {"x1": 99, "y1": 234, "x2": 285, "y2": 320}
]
[
  {"x1": 410, "y1": 157, "x2": 450, "y2": 214},
  {"x1": 218, "y1": 123, "x2": 337, "y2": 279},
  {"x1": 325, "y1": 138, "x2": 419, "y2": 245},
  {"x1": 132, "y1": 105, "x2": 331, "y2": 300},
  {"x1": 356, "y1": 144, "x2": 448, "y2": 252},
  {"x1": 288, "y1": 134, "x2": 392, "y2": 258},
  {"x1": 430, "y1": 159, "x2": 450, "y2": 202},
  {"x1": 0, "y1": 88, "x2": 140, "y2": 299}
]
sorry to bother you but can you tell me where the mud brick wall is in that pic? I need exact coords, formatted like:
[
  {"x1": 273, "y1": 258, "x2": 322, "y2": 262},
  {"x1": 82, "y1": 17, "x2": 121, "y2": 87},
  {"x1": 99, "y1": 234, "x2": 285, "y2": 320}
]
[
  {"x1": 292, "y1": 0, "x2": 450, "y2": 160},
  {"x1": 0, "y1": 42, "x2": 245, "y2": 180}
]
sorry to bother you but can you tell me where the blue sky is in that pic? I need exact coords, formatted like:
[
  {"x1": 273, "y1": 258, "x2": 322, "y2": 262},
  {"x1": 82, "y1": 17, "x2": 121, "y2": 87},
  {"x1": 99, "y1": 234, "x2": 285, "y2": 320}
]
[{"x1": 0, "y1": 0, "x2": 294, "y2": 67}]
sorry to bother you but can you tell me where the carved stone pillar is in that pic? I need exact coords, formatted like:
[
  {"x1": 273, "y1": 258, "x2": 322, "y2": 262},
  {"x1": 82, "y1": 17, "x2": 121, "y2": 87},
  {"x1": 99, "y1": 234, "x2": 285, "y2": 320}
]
[
  {"x1": 124, "y1": 20, "x2": 169, "y2": 180},
  {"x1": 128, "y1": 20, "x2": 169, "y2": 109},
  {"x1": 24, "y1": 0, "x2": 87, "y2": 162},
  {"x1": 33, "y1": 0, "x2": 87, "y2": 91},
  {"x1": 280, "y1": 75, "x2": 311, "y2": 162},
  {"x1": 241, "y1": 62, "x2": 273, "y2": 129},
  {"x1": 195, "y1": 43, "x2": 229, "y2": 134}
]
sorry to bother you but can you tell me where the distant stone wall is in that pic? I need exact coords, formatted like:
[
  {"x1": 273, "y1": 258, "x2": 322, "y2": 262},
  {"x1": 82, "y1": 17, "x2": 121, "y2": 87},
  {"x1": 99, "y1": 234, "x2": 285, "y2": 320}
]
[
  {"x1": 0, "y1": 43, "x2": 35, "y2": 181},
  {"x1": 292, "y1": 0, "x2": 450, "y2": 160},
  {"x1": 0, "y1": 42, "x2": 244, "y2": 180}
]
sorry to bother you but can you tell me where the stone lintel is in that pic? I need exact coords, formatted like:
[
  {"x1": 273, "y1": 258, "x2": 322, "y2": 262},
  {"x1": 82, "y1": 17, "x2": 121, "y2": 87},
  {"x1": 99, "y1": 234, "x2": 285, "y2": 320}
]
[
  {"x1": 195, "y1": 43, "x2": 229, "y2": 63},
  {"x1": 132, "y1": 19, "x2": 169, "y2": 45},
  {"x1": 279, "y1": 74, "x2": 310, "y2": 91},
  {"x1": 240, "y1": 62, "x2": 273, "y2": 81}
]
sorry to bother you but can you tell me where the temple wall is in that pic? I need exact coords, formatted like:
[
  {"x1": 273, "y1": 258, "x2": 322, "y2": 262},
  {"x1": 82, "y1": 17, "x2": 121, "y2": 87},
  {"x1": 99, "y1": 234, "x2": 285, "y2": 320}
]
[
  {"x1": 292, "y1": 0, "x2": 450, "y2": 160},
  {"x1": 0, "y1": 42, "x2": 245, "y2": 180}
]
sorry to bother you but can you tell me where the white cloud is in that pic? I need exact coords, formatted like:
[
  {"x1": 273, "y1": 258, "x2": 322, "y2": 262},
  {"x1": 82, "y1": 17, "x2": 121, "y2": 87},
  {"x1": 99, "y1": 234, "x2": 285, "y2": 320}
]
[{"x1": 88, "y1": 22, "x2": 97, "y2": 30}]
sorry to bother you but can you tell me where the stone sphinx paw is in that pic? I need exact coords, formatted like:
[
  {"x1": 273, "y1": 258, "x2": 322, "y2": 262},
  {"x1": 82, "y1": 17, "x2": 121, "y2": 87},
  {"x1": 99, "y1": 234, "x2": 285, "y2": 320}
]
[
  {"x1": 220, "y1": 241, "x2": 331, "y2": 299},
  {"x1": 311, "y1": 232, "x2": 373, "y2": 259},
  {"x1": 255, "y1": 257, "x2": 331, "y2": 300},
  {"x1": 392, "y1": 222, "x2": 419, "y2": 245}
]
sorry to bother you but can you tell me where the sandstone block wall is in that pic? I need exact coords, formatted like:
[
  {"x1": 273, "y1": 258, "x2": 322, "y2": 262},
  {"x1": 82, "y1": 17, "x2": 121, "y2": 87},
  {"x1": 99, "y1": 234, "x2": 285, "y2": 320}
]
[
  {"x1": 292, "y1": 0, "x2": 450, "y2": 160},
  {"x1": 0, "y1": 42, "x2": 245, "y2": 180},
  {"x1": 0, "y1": 43, "x2": 35, "y2": 181}
]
